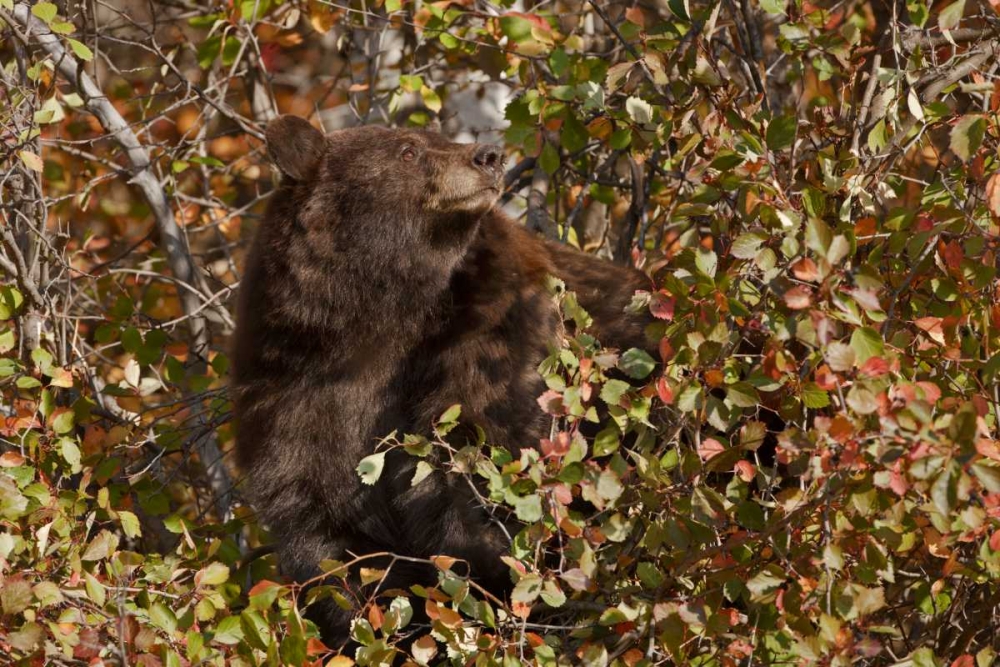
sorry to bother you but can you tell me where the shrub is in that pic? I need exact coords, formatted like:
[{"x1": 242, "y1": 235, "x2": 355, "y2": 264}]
[{"x1": 1, "y1": 0, "x2": 999, "y2": 665}]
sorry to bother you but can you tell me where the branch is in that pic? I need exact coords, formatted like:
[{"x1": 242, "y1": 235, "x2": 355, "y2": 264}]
[
  {"x1": 616, "y1": 157, "x2": 645, "y2": 263},
  {"x1": 526, "y1": 158, "x2": 554, "y2": 239},
  {"x1": 5, "y1": 3, "x2": 234, "y2": 520},
  {"x1": 7, "y1": 3, "x2": 210, "y2": 353}
]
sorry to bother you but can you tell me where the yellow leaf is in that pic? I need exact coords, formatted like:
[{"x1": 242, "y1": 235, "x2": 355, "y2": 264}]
[{"x1": 19, "y1": 151, "x2": 43, "y2": 172}]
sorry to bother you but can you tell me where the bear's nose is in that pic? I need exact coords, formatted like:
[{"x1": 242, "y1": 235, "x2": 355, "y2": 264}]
[{"x1": 473, "y1": 144, "x2": 506, "y2": 179}]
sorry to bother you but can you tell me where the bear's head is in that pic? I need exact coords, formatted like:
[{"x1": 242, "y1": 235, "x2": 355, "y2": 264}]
[{"x1": 264, "y1": 116, "x2": 506, "y2": 258}]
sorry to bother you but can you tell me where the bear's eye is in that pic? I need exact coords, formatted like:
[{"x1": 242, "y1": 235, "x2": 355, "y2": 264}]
[{"x1": 400, "y1": 146, "x2": 417, "y2": 162}]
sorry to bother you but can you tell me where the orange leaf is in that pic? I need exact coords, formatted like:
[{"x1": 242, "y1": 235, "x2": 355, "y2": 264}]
[
  {"x1": 792, "y1": 258, "x2": 819, "y2": 281},
  {"x1": 0, "y1": 452, "x2": 25, "y2": 467},
  {"x1": 914, "y1": 317, "x2": 945, "y2": 344},
  {"x1": 624, "y1": 6, "x2": 645, "y2": 26},
  {"x1": 987, "y1": 172, "x2": 1000, "y2": 219},
  {"x1": 854, "y1": 216, "x2": 877, "y2": 240},
  {"x1": 734, "y1": 460, "x2": 755, "y2": 482}
]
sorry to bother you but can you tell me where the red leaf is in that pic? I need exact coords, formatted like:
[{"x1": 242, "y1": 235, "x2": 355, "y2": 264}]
[
  {"x1": 814, "y1": 364, "x2": 839, "y2": 390},
  {"x1": 540, "y1": 431, "x2": 571, "y2": 458},
  {"x1": 976, "y1": 439, "x2": 1000, "y2": 462},
  {"x1": 916, "y1": 381, "x2": 942, "y2": 404},
  {"x1": 854, "y1": 216, "x2": 877, "y2": 241},
  {"x1": 990, "y1": 530, "x2": 1000, "y2": 551},
  {"x1": 859, "y1": 356, "x2": 890, "y2": 378},
  {"x1": 783, "y1": 285, "x2": 812, "y2": 310},
  {"x1": 649, "y1": 291, "x2": 675, "y2": 320},
  {"x1": 950, "y1": 656, "x2": 975, "y2": 667},
  {"x1": 889, "y1": 467, "x2": 909, "y2": 496},
  {"x1": 655, "y1": 377, "x2": 674, "y2": 404},
  {"x1": 536, "y1": 390, "x2": 564, "y2": 415},
  {"x1": 849, "y1": 288, "x2": 882, "y2": 312},
  {"x1": 698, "y1": 437, "x2": 726, "y2": 461},
  {"x1": 941, "y1": 240, "x2": 964, "y2": 270}
]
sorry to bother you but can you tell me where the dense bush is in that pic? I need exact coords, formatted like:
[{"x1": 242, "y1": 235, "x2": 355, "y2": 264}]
[{"x1": 2, "y1": 0, "x2": 1000, "y2": 664}]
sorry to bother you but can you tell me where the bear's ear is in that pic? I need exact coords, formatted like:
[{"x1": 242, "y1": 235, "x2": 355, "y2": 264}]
[{"x1": 265, "y1": 115, "x2": 326, "y2": 181}]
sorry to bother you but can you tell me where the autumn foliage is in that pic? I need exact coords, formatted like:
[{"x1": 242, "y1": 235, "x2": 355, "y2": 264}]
[{"x1": 2, "y1": 0, "x2": 1000, "y2": 665}]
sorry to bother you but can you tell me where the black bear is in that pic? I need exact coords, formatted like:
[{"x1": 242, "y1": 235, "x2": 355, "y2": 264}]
[{"x1": 232, "y1": 115, "x2": 654, "y2": 642}]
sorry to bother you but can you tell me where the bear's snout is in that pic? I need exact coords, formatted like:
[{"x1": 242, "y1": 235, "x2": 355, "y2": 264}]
[{"x1": 472, "y1": 144, "x2": 506, "y2": 182}]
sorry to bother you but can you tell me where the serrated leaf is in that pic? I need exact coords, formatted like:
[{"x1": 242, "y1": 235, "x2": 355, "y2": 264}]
[
  {"x1": 31, "y1": 2, "x2": 58, "y2": 23},
  {"x1": 950, "y1": 115, "x2": 985, "y2": 161},
  {"x1": 619, "y1": 348, "x2": 656, "y2": 379},
  {"x1": 625, "y1": 96, "x2": 653, "y2": 124},
  {"x1": 357, "y1": 452, "x2": 386, "y2": 485},
  {"x1": 513, "y1": 493, "x2": 542, "y2": 522},
  {"x1": 150, "y1": 601, "x2": 177, "y2": 634},
  {"x1": 119, "y1": 511, "x2": 141, "y2": 538},
  {"x1": 850, "y1": 327, "x2": 884, "y2": 365},
  {"x1": 695, "y1": 248, "x2": 718, "y2": 278},
  {"x1": 731, "y1": 232, "x2": 767, "y2": 259},
  {"x1": 197, "y1": 562, "x2": 230, "y2": 587}
]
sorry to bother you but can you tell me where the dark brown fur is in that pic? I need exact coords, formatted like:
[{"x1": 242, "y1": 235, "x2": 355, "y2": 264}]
[{"x1": 232, "y1": 116, "x2": 653, "y2": 642}]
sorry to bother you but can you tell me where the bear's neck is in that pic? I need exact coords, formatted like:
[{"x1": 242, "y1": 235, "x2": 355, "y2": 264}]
[{"x1": 264, "y1": 222, "x2": 469, "y2": 347}]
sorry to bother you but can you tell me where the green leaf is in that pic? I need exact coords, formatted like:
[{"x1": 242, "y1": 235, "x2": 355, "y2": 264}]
[
  {"x1": 731, "y1": 232, "x2": 767, "y2": 259},
  {"x1": 619, "y1": 348, "x2": 656, "y2": 379},
  {"x1": 949, "y1": 115, "x2": 985, "y2": 161},
  {"x1": 850, "y1": 327, "x2": 884, "y2": 365},
  {"x1": 766, "y1": 115, "x2": 797, "y2": 150},
  {"x1": 600, "y1": 379, "x2": 631, "y2": 406},
  {"x1": 801, "y1": 383, "x2": 831, "y2": 409},
  {"x1": 513, "y1": 493, "x2": 542, "y2": 522},
  {"x1": 676, "y1": 384, "x2": 703, "y2": 413},
  {"x1": 150, "y1": 601, "x2": 178, "y2": 634},
  {"x1": 84, "y1": 571, "x2": 106, "y2": 607},
  {"x1": 357, "y1": 452, "x2": 386, "y2": 485},
  {"x1": 213, "y1": 615, "x2": 244, "y2": 644},
  {"x1": 938, "y1": 0, "x2": 965, "y2": 31},
  {"x1": 1, "y1": 578, "x2": 32, "y2": 615},
  {"x1": 82, "y1": 530, "x2": 119, "y2": 561},
  {"x1": 411, "y1": 460, "x2": 434, "y2": 486},
  {"x1": 539, "y1": 142, "x2": 560, "y2": 174},
  {"x1": 67, "y1": 39, "x2": 94, "y2": 62},
  {"x1": 512, "y1": 573, "x2": 542, "y2": 605},
  {"x1": 119, "y1": 511, "x2": 141, "y2": 539},
  {"x1": 695, "y1": 248, "x2": 718, "y2": 278},
  {"x1": 31, "y1": 2, "x2": 58, "y2": 24},
  {"x1": 51, "y1": 410, "x2": 74, "y2": 435},
  {"x1": 438, "y1": 404, "x2": 461, "y2": 423},
  {"x1": 196, "y1": 562, "x2": 230, "y2": 587},
  {"x1": 593, "y1": 426, "x2": 620, "y2": 457}
]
